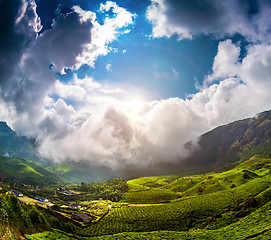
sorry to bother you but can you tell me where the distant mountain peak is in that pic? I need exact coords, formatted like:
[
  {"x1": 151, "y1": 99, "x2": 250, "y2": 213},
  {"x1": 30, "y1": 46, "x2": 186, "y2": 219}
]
[
  {"x1": 0, "y1": 121, "x2": 14, "y2": 133},
  {"x1": 182, "y1": 109, "x2": 271, "y2": 172}
]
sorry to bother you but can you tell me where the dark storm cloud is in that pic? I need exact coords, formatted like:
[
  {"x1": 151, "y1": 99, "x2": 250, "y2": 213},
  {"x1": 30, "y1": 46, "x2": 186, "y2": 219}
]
[
  {"x1": 147, "y1": 0, "x2": 271, "y2": 41},
  {"x1": 0, "y1": 0, "x2": 92, "y2": 117},
  {"x1": 0, "y1": 0, "x2": 94, "y2": 143},
  {"x1": 33, "y1": 11, "x2": 93, "y2": 73},
  {"x1": 0, "y1": 0, "x2": 38, "y2": 89},
  {"x1": 165, "y1": 0, "x2": 224, "y2": 32}
]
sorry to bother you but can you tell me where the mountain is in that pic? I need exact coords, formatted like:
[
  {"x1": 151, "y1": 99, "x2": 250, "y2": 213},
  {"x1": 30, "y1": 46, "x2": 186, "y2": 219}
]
[
  {"x1": 119, "y1": 110, "x2": 271, "y2": 178},
  {"x1": 0, "y1": 122, "x2": 66, "y2": 186},
  {"x1": 0, "y1": 122, "x2": 113, "y2": 183},
  {"x1": 0, "y1": 121, "x2": 44, "y2": 164},
  {"x1": 182, "y1": 110, "x2": 271, "y2": 172}
]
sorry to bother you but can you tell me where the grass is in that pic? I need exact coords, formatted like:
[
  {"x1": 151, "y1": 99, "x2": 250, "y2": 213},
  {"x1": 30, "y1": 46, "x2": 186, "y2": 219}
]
[
  {"x1": 79, "y1": 200, "x2": 110, "y2": 221},
  {"x1": 123, "y1": 188, "x2": 180, "y2": 203},
  {"x1": 19, "y1": 195, "x2": 53, "y2": 208},
  {"x1": 0, "y1": 156, "x2": 63, "y2": 186},
  {"x1": 24, "y1": 155, "x2": 271, "y2": 239},
  {"x1": 46, "y1": 162, "x2": 112, "y2": 184},
  {"x1": 25, "y1": 199, "x2": 271, "y2": 239},
  {"x1": 123, "y1": 157, "x2": 269, "y2": 204}
]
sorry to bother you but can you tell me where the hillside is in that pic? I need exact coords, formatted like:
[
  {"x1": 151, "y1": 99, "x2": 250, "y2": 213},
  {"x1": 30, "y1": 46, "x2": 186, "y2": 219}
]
[
  {"x1": 23, "y1": 155, "x2": 271, "y2": 239},
  {"x1": 46, "y1": 162, "x2": 114, "y2": 184},
  {"x1": 0, "y1": 121, "x2": 47, "y2": 165},
  {"x1": 181, "y1": 110, "x2": 271, "y2": 173},
  {"x1": 0, "y1": 122, "x2": 114, "y2": 184},
  {"x1": 0, "y1": 156, "x2": 65, "y2": 186}
]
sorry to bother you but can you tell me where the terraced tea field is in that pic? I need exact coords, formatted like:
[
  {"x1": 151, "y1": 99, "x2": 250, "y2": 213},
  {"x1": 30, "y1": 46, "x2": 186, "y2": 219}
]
[{"x1": 26, "y1": 156, "x2": 271, "y2": 239}]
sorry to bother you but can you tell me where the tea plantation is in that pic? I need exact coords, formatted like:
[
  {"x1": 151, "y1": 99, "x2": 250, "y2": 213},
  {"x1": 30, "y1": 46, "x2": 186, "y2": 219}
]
[{"x1": 25, "y1": 155, "x2": 271, "y2": 239}]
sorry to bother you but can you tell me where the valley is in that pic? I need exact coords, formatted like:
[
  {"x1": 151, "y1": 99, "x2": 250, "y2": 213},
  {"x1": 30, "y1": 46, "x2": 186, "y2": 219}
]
[
  {"x1": 2, "y1": 0, "x2": 271, "y2": 239},
  {"x1": 1, "y1": 155, "x2": 271, "y2": 239}
]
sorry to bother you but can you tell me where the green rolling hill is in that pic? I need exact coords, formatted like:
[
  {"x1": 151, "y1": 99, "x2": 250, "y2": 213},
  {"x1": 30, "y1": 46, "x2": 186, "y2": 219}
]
[
  {"x1": 46, "y1": 161, "x2": 115, "y2": 184},
  {"x1": 24, "y1": 155, "x2": 271, "y2": 239},
  {"x1": 0, "y1": 122, "x2": 41, "y2": 163},
  {"x1": 0, "y1": 156, "x2": 65, "y2": 186},
  {"x1": 0, "y1": 122, "x2": 113, "y2": 184}
]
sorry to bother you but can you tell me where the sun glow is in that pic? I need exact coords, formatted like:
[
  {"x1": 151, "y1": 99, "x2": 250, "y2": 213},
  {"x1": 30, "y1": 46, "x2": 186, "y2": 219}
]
[
  {"x1": 127, "y1": 97, "x2": 144, "y2": 111},
  {"x1": 123, "y1": 94, "x2": 146, "y2": 127}
]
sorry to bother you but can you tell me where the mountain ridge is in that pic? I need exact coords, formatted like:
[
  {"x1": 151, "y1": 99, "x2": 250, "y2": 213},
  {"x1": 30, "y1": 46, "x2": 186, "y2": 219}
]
[
  {"x1": 182, "y1": 110, "x2": 271, "y2": 172},
  {"x1": 0, "y1": 121, "x2": 42, "y2": 163},
  {"x1": 0, "y1": 156, "x2": 65, "y2": 186}
]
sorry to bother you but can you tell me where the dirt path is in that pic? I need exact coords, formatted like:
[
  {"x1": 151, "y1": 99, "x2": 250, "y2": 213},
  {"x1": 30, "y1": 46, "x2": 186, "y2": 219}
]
[
  {"x1": 128, "y1": 203, "x2": 165, "y2": 207},
  {"x1": 104, "y1": 204, "x2": 112, "y2": 217},
  {"x1": 19, "y1": 196, "x2": 53, "y2": 208},
  {"x1": 97, "y1": 204, "x2": 112, "y2": 221}
]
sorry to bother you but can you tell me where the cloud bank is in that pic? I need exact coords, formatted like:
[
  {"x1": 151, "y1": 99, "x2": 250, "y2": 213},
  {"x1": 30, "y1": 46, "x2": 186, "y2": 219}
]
[
  {"x1": 0, "y1": 0, "x2": 271, "y2": 175},
  {"x1": 146, "y1": 0, "x2": 271, "y2": 42}
]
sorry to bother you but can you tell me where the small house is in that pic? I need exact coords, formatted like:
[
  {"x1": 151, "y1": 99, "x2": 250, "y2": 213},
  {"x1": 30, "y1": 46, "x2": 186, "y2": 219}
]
[
  {"x1": 12, "y1": 190, "x2": 23, "y2": 197},
  {"x1": 34, "y1": 196, "x2": 49, "y2": 202},
  {"x1": 71, "y1": 213, "x2": 92, "y2": 224},
  {"x1": 64, "y1": 190, "x2": 73, "y2": 195},
  {"x1": 68, "y1": 202, "x2": 81, "y2": 209}
]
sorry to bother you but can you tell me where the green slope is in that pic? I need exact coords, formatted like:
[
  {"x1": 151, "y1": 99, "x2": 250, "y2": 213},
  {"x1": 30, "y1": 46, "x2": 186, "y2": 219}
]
[
  {"x1": 25, "y1": 156, "x2": 271, "y2": 240},
  {"x1": 0, "y1": 156, "x2": 65, "y2": 186},
  {"x1": 0, "y1": 122, "x2": 42, "y2": 163},
  {"x1": 63, "y1": 156, "x2": 271, "y2": 237},
  {"x1": 46, "y1": 162, "x2": 114, "y2": 184},
  {"x1": 122, "y1": 155, "x2": 271, "y2": 204}
]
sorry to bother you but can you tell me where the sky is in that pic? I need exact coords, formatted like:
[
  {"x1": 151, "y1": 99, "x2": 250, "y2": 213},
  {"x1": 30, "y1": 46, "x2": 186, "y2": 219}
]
[{"x1": 1, "y1": 0, "x2": 271, "y2": 175}]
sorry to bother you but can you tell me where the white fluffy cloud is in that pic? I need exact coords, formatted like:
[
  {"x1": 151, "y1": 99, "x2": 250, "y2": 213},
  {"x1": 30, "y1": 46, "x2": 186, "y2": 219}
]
[
  {"x1": 0, "y1": 0, "x2": 136, "y2": 136},
  {"x1": 35, "y1": 39, "x2": 271, "y2": 171},
  {"x1": 1, "y1": 0, "x2": 271, "y2": 174},
  {"x1": 74, "y1": 2, "x2": 136, "y2": 68},
  {"x1": 240, "y1": 44, "x2": 271, "y2": 88},
  {"x1": 205, "y1": 40, "x2": 240, "y2": 83},
  {"x1": 106, "y1": 64, "x2": 112, "y2": 71}
]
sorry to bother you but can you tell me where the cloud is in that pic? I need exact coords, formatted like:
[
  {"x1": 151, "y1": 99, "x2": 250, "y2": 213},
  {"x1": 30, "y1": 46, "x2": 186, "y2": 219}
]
[
  {"x1": 74, "y1": 2, "x2": 136, "y2": 68},
  {"x1": 106, "y1": 63, "x2": 112, "y2": 71},
  {"x1": 0, "y1": 0, "x2": 41, "y2": 91},
  {"x1": 146, "y1": 0, "x2": 271, "y2": 42},
  {"x1": 52, "y1": 80, "x2": 86, "y2": 101},
  {"x1": 205, "y1": 40, "x2": 241, "y2": 83},
  {"x1": 0, "y1": 0, "x2": 135, "y2": 135},
  {"x1": 240, "y1": 44, "x2": 271, "y2": 88},
  {"x1": 1, "y1": 0, "x2": 271, "y2": 177},
  {"x1": 154, "y1": 66, "x2": 179, "y2": 81},
  {"x1": 36, "y1": 39, "x2": 271, "y2": 175},
  {"x1": 172, "y1": 68, "x2": 179, "y2": 77},
  {"x1": 199, "y1": 40, "x2": 271, "y2": 125},
  {"x1": 54, "y1": 98, "x2": 75, "y2": 117},
  {"x1": 0, "y1": 1, "x2": 93, "y2": 118}
]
